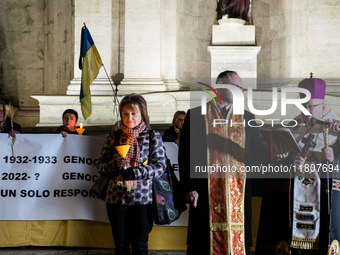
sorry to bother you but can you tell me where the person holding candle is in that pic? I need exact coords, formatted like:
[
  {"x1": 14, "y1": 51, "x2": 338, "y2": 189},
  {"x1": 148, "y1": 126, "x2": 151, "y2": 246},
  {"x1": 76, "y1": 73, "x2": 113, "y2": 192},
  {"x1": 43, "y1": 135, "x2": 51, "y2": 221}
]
[
  {"x1": 97, "y1": 93, "x2": 167, "y2": 255},
  {"x1": 0, "y1": 101, "x2": 22, "y2": 137},
  {"x1": 56, "y1": 109, "x2": 84, "y2": 137}
]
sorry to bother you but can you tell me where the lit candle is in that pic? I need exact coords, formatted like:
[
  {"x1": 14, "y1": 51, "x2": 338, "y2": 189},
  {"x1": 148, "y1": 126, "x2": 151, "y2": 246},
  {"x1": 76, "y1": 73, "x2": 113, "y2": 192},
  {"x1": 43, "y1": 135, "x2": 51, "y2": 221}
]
[{"x1": 80, "y1": 123, "x2": 83, "y2": 129}]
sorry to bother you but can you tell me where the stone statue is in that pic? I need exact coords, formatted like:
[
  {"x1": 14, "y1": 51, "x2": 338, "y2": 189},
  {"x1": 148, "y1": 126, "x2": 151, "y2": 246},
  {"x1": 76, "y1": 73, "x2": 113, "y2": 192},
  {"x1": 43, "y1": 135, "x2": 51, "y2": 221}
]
[{"x1": 216, "y1": 0, "x2": 250, "y2": 22}]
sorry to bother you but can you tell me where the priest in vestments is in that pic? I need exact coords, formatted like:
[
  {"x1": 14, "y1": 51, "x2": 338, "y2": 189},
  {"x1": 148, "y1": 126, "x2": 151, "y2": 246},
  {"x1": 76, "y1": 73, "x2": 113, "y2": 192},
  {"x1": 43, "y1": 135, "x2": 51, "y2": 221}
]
[
  {"x1": 256, "y1": 76, "x2": 340, "y2": 255},
  {"x1": 179, "y1": 70, "x2": 271, "y2": 255},
  {"x1": 289, "y1": 77, "x2": 332, "y2": 255}
]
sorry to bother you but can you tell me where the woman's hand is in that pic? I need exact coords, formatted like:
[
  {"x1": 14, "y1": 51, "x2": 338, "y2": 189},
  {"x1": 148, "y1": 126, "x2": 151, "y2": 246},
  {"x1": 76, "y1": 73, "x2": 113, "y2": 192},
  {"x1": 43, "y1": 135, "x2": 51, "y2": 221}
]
[
  {"x1": 9, "y1": 130, "x2": 19, "y2": 138},
  {"x1": 60, "y1": 131, "x2": 68, "y2": 138},
  {"x1": 115, "y1": 157, "x2": 128, "y2": 168},
  {"x1": 116, "y1": 172, "x2": 136, "y2": 190},
  {"x1": 174, "y1": 139, "x2": 180, "y2": 146}
]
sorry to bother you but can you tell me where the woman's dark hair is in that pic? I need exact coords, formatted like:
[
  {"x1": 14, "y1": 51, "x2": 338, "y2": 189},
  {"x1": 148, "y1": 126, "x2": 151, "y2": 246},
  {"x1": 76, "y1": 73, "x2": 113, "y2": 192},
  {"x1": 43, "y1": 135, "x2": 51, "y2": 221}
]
[
  {"x1": 171, "y1": 111, "x2": 186, "y2": 126},
  {"x1": 119, "y1": 93, "x2": 150, "y2": 126},
  {"x1": 62, "y1": 109, "x2": 78, "y2": 121}
]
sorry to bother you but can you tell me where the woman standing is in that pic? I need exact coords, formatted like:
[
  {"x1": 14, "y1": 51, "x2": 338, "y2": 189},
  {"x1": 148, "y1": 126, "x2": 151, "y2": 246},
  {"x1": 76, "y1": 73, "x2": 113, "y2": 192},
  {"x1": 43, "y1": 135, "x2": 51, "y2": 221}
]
[
  {"x1": 97, "y1": 93, "x2": 167, "y2": 255},
  {"x1": 162, "y1": 111, "x2": 186, "y2": 146}
]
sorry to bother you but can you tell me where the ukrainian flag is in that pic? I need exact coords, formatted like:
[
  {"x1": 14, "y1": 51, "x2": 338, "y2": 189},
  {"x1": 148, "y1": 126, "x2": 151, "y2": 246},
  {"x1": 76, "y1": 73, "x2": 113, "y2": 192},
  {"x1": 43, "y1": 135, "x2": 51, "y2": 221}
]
[{"x1": 79, "y1": 25, "x2": 103, "y2": 120}]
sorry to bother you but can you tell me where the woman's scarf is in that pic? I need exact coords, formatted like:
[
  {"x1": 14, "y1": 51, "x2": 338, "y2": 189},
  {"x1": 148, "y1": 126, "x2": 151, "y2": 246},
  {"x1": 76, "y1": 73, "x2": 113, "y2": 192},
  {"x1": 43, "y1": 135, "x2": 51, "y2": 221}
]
[
  {"x1": 119, "y1": 120, "x2": 146, "y2": 191},
  {"x1": 174, "y1": 125, "x2": 181, "y2": 140}
]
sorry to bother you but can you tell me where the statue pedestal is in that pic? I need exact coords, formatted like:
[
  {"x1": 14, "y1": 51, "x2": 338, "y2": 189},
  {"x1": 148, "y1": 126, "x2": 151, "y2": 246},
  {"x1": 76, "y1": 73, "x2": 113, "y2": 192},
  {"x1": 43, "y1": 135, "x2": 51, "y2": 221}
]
[
  {"x1": 212, "y1": 16, "x2": 255, "y2": 46},
  {"x1": 209, "y1": 17, "x2": 259, "y2": 88},
  {"x1": 212, "y1": 24, "x2": 255, "y2": 46},
  {"x1": 208, "y1": 46, "x2": 261, "y2": 89}
]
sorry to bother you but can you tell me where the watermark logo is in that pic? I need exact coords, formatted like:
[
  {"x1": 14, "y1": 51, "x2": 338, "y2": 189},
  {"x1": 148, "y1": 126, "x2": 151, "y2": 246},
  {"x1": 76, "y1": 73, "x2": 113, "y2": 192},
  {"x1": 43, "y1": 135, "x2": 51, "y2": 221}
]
[
  {"x1": 198, "y1": 82, "x2": 311, "y2": 116},
  {"x1": 196, "y1": 82, "x2": 222, "y2": 108},
  {"x1": 196, "y1": 82, "x2": 312, "y2": 128}
]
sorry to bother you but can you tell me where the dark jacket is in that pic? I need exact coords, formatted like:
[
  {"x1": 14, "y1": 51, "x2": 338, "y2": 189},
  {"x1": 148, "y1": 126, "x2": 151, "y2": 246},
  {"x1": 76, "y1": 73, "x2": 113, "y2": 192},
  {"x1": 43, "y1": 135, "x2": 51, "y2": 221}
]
[
  {"x1": 55, "y1": 125, "x2": 83, "y2": 135},
  {"x1": 162, "y1": 126, "x2": 180, "y2": 142},
  {"x1": 0, "y1": 117, "x2": 22, "y2": 134},
  {"x1": 97, "y1": 126, "x2": 167, "y2": 205}
]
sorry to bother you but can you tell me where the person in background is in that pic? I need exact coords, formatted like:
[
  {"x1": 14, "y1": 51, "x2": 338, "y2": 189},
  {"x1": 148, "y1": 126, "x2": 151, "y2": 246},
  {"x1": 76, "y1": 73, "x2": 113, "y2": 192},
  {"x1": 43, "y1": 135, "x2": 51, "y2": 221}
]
[
  {"x1": 97, "y1": 93, "x2": 167, "y2": 255},
  {"x1": 162, "y1": 110, "x2": 186, "y2": 146},
  {"x1": 56, "y1": 109, "x2": 81, "y2": 137},
  {"x1": 0, "y1": 101, "x2": 22, "y2": 137}
]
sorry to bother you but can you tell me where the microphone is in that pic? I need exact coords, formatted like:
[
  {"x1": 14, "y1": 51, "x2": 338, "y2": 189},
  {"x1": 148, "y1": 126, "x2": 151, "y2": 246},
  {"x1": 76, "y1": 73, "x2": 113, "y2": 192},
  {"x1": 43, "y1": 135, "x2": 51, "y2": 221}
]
[{"x1": 309, "y1": 117, "x2": 330, "y2": 126}]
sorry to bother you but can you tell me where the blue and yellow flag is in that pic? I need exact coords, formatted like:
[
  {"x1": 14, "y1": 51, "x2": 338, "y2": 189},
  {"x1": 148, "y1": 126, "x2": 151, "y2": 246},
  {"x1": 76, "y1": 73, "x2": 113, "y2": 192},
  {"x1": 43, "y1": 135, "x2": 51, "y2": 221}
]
[{"x1": 78, "y1": 25, "x2": 103, "y2": 120}]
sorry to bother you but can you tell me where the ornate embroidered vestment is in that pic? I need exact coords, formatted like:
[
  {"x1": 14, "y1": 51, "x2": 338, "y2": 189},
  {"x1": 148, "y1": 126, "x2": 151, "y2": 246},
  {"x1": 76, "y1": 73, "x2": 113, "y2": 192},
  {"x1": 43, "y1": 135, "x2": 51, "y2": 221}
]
[{"x1": 205, "y1": 101, "x2": 246, "y2": 255}]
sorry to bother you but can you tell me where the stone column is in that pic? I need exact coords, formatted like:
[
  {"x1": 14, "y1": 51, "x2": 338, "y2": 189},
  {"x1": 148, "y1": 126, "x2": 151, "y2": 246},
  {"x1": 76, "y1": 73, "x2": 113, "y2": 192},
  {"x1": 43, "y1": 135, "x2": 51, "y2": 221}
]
[
  {"x1": 43, "y1": 0, "x2": 74, "y2": 95},
  {"x1": 161, "y1": 0, "x2": 180, "y2": 91},
  {"x1": 118, "y1": 0, "x2": 166, "y2": 94},
  {"x1": 66, "y1": 0, "x2": 114, "y2": 96}
]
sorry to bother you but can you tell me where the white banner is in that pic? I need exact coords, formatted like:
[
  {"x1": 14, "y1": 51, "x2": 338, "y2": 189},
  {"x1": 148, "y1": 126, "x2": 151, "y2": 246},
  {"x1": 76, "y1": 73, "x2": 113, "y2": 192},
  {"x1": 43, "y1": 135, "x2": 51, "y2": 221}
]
[
  {"x1": 0, "y1": 134, "x2": 108, "y2": 222},
  {"x1": 0, "y1": 134, "x2": 188, "y2": 225}
]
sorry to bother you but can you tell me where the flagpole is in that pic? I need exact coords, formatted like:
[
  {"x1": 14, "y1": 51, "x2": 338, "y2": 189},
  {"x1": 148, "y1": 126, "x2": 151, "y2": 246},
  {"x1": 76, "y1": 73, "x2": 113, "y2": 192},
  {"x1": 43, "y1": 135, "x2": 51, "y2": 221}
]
[
  {"x1": 323, "y1": 126, "x2": 330, "y2": 215},
  {"x1": 102, "y1": 64, "x2": 120, "y2": 124},
  {"x1": 102, "y1": 65, "x2": 118, "y2": 100}
]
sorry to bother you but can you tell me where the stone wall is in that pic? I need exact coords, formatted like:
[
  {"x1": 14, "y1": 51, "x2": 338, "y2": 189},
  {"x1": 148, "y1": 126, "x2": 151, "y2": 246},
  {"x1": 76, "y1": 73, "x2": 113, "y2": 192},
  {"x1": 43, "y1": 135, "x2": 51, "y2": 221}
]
[
  {"x1": 176, "y1": 0, "x2": 216, "y2": 86},
  {"x1": 0, "y1": 0, "x2": 74, "y2": 126},
  {"x1": 0, "y1": 1, "x2": 45, "y2": 115},
  {"x1": 4, "y1": 0, "x2": 340, "y2": 127},
  {"x1": 1, "y1": 0, "x2": 219, "y2": 127},
  {"x1": 253, "y1": 0, "x2": 340, "y2": 79},
  {"x1": 306, "y1": 0, "x2": 340, "y2": 78},
  {"x1": 119, "y1": 0, "x2": 217, "y2": 92}
]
